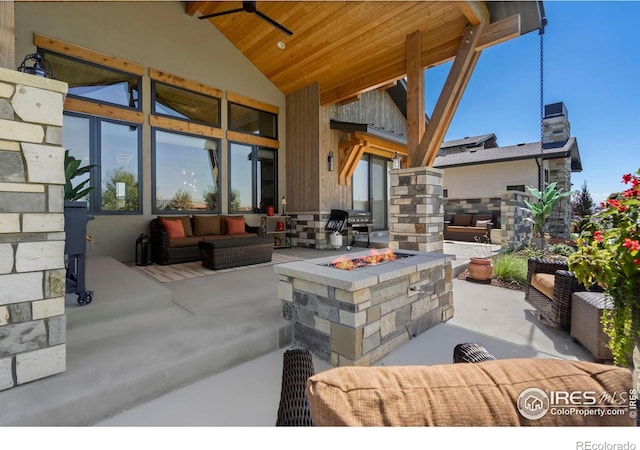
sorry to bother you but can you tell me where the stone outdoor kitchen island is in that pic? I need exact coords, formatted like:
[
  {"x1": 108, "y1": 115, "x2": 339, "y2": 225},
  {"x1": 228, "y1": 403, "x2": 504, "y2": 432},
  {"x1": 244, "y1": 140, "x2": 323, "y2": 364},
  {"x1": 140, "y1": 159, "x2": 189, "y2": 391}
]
[{"x1": 275, "y1": 248, "x2": 454, "y2": 366}]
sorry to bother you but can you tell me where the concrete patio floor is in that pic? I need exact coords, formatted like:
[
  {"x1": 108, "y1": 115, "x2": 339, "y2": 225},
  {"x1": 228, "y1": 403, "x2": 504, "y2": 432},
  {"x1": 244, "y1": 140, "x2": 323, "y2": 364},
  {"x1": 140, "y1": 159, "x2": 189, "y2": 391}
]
[{"x1": 0, "y1": 240, "x2": 601, "y2": 427}]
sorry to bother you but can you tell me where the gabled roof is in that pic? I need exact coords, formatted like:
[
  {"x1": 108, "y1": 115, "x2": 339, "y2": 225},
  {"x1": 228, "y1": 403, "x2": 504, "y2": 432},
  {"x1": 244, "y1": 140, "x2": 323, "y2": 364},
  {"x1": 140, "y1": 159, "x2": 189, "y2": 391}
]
[
  {"x1": 433, "y1": 137, "x2": 583, "y2": 172},
  {"x1": 440, "y1": 133, "x2": 497, "y2": 149},
  {"x1": 330, "y1": 119, "x2": 582, "y2": 173}
]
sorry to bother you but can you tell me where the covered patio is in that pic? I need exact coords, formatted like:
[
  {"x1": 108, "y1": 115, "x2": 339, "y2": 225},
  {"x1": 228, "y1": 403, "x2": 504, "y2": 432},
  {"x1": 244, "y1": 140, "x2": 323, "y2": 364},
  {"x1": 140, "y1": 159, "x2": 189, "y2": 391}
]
[{"x1": 0, "y1": 243, "x2": 594, "y2": 426}]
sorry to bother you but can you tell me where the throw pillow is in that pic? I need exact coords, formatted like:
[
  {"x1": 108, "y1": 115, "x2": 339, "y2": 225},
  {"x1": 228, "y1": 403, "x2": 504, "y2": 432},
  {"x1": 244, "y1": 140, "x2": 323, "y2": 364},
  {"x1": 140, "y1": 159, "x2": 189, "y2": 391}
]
[
  {"x1": 475, "y1": 219, "x2": 492, "y2": 227},
  {"x1": 193, "y1": 215, "x2": 221, "y2": 236},
  {"x1": 159, "y1": 218, "x2": 186, "y2": 239},
  {"x1": 226, "y1": 216, "x2": 246, "y2": 235},
  {"x1": 158, "y1": 215, "x2": 193, "y2": 237}
]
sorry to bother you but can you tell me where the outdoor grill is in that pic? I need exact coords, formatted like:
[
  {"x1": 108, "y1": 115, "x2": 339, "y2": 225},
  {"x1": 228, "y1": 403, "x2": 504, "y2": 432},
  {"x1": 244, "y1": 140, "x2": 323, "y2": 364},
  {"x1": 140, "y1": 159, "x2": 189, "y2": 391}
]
[{"x1": 325, "y1": 209, "x2": 372, "y2": 248}]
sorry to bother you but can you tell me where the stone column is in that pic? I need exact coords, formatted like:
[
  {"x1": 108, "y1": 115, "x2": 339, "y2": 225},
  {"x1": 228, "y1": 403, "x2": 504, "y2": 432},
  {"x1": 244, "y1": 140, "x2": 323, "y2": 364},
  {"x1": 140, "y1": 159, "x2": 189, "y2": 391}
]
[
  {"x1": 0, "y1": 68, "x2": 68, "y2": 391},
  {"x1": 389, "y1": 166, "x2": 444, "y2": 253}
]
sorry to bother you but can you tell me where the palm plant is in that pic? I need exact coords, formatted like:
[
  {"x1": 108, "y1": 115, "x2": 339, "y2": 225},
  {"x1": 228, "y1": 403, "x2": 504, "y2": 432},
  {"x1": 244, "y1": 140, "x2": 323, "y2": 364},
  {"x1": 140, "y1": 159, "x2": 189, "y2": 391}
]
[
  {"x1": 523, "y1": 182, "x2": 571, "y2": 249},
  {"x1": 64, "y1": 149, "x2": 96, "y2": 201}
]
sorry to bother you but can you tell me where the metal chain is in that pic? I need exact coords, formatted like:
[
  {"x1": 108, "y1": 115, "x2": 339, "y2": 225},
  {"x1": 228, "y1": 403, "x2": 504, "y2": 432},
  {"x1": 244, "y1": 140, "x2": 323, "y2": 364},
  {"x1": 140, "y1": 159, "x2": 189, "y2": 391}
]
[{"x1": 538, "y1": 30, "x2": 545, "y2": 191}]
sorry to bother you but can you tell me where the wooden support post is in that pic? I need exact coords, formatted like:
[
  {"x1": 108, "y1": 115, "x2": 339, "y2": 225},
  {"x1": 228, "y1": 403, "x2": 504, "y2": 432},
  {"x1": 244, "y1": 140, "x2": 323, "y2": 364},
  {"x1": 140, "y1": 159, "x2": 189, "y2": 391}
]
[
  {"x1": 406, "y1": 30, "x2": 425, "y2": 163},
  {"x1": 412, "y1": 23, "x2": 485, "y2": 168},
  {"x1": 0, "y1": 1, "x2": 15, "y2": 70}
]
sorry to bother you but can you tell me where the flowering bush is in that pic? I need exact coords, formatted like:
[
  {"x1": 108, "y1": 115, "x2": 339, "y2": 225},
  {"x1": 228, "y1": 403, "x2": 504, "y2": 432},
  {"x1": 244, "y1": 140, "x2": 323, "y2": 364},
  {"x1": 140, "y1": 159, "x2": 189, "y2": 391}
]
[{"x1": 568, "y1": 169, "x2": 640, "y2": 366}]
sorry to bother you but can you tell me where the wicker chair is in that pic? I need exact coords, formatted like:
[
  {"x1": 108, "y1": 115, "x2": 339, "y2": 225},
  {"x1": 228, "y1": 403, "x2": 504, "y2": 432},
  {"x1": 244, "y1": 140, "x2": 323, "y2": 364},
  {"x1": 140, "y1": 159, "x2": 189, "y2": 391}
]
[{"x1": 525, "y1": 257, "x2": 582, "y2": 331}]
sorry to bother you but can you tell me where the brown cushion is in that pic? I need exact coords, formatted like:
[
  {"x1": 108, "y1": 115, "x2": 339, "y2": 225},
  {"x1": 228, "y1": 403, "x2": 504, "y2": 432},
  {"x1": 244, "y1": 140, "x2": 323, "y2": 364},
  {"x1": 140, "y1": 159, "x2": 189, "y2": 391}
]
[
  {"x1": 158, "y1": 217, "x2": 185, "y2": 239},
  {"x1": 472, "y1": 214, "x2": 493, "y2": 226},
  {"x1": 446, "y1": 226, "x2": 486, "y2": 233},
  {"x1": 158, "y1": 215, "x2": 193, "y2": 237},
  {"x1": 193, "y1": 215, "x2": 222, "y2": 236},
  {"x1": 305, "y1": 359, "x2": 633, "y2": 426},
  {"x1": 532, "y1": 273, "x2": 556, "y2": 299},
  {"x1": 167, "y1": 236, "x2": 202, "y2": 248},
  {"x1": 219, "y1": 215, "x2": 244, "y2": 235},
  {"x1": 452, "y1": 214, "x2": 473, "y2": 226}
]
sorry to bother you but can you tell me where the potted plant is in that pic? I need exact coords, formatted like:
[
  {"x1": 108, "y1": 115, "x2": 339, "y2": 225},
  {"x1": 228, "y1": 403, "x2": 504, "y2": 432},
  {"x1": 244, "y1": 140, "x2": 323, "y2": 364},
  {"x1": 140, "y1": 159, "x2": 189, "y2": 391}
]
[
  {"x1": 467, "y1": 235, "x2": 494, "y2": 282},
  {"x1": 523, "y1": 182, "x2": 572, "y2": 251},
  {"x1": 568, "y1": 169, "x2": 640, "y2": 395}
]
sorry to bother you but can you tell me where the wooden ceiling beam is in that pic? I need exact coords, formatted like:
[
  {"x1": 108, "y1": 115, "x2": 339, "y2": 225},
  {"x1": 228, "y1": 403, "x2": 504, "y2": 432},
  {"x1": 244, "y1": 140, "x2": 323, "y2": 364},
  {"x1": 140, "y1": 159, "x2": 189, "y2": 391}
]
[
  {"x1": 457, "y1": 1, "x2": 490, "y2": 25},
  {"x1": 412, "y1": 23, "x2": 485, "y2": 168},
  {"x1": 184, "y1": 2, "x2": 203, "y2": 17},
  {"x1": 319, "y1": 14, "x2": 520, "y2": 105}
]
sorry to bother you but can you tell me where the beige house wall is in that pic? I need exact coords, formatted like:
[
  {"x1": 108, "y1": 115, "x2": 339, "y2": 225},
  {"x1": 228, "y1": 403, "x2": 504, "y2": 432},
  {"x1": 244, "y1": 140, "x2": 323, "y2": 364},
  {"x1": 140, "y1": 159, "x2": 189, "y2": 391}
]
[
  {"x1": 442, "y1": 159, "x2": 539, "y2": 199},
  {"x1": 15, "y1": 1, "x2": 286, "y2": 262}
]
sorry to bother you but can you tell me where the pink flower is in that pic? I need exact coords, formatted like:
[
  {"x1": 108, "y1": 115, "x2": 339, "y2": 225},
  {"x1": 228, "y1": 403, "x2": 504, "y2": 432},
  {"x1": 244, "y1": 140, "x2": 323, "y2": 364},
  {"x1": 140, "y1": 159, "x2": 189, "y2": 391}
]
[
  {"x1": 594, "y1": 230, "x2": 603, "y2": 242},
  {"x1": 622, "y1": 173, "x2": 633, "y2": 184}
]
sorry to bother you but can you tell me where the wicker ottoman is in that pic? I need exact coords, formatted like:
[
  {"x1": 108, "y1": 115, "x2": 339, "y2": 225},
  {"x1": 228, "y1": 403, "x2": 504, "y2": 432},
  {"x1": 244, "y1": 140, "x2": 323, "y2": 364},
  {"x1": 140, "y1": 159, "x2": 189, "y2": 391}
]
[
  {"x1": 570, "y1": 291, "x2": 614, "y2": 363},
  {"x1": 198, "y1": 236, "x2": 274, "y2": 270}
]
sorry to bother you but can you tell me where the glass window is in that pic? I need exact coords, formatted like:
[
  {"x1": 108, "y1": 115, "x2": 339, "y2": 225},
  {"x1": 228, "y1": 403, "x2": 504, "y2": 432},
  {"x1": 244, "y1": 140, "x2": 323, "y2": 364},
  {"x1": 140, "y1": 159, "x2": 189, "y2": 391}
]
[
  {"x1": 41, "y1": 50, "x2": 140, "y2": 109},
  {"x1": 229, "y1": 143, "x2": 277, "y2": 213},
  {"x1": 100, "y1": 122, "x2": 140, "y2": 212},
  {"x1": 63, "y1": 113, "x2": 141, "y2": 214},
  {"x1": 152, "y1": 81, "x2": 221, "y2": 127},
  {"x1": 153, "y1": 130, "x2": 221, "y2": 213},
  {"x1": 352, "y1": 156, "x2": 369, "y2": 212},
  {"x1": 228, "y1": 103, "x2": 277, "y2": 138}
]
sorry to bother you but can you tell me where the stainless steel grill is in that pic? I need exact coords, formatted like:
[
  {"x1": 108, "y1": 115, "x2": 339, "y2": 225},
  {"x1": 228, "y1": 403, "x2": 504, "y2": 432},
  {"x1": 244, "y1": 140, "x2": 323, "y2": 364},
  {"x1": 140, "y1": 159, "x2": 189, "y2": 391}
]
[{"x1": 326, "y1": 209, "x2": 372, "y2": 249}]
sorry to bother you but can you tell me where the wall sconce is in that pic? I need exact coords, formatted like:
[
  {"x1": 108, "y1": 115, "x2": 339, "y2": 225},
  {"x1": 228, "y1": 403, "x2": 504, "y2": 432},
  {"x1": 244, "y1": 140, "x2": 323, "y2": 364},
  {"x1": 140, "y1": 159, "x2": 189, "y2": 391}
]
[
  {"x1": 328, "y1": 151, "x2": 334, "y2": 172},
  {"x1": 17, "y1": 52, "x2": 55, "y2": 79},
  {"x1": 392, "y1": 152, "x2": 401, "y2": 170},
  {"x1": 281, "y1": 196, "x2": 288, "y2": 216}
]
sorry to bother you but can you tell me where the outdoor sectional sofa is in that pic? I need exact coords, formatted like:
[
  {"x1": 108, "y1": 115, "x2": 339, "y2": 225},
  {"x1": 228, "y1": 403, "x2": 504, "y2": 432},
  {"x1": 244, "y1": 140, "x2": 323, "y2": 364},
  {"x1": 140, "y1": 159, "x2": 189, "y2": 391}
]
[
  {"x1": 149, "y1": 214, "x2": 265, "y2": 265},
  {"x1": 443, "y1": 213, "x2": 494, "y2": 243}
]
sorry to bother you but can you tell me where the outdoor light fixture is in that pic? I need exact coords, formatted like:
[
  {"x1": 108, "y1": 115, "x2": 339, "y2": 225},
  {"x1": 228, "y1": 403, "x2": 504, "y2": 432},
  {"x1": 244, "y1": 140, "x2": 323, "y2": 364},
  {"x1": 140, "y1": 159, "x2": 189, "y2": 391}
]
[
  {"x1": 281, "y1": 196, "x2": 288, "y2": 216},
  {"x1": 328, "y1": 151, "x2": 334, "y2": 172},
  {"x1": 17, "y1": 52, "x2": 55, "y2": 79},
  {"x1": 392, "y1": 152, "x2": 401, "y2": 170}
]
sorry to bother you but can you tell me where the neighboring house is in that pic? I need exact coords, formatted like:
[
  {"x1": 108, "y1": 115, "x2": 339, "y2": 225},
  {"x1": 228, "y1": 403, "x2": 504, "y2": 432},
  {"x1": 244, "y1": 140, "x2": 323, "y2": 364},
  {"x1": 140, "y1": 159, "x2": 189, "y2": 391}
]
[{"x1": 435, "y1": 102, "x2": 582, "y2": 240}]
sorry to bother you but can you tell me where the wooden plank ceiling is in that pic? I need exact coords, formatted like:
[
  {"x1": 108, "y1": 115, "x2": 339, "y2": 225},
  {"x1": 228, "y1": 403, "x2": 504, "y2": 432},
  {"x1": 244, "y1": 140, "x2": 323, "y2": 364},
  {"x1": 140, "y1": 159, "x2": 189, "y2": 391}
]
[{"x1": 185, "y1": 1, "x2": 519, "y2": 106}]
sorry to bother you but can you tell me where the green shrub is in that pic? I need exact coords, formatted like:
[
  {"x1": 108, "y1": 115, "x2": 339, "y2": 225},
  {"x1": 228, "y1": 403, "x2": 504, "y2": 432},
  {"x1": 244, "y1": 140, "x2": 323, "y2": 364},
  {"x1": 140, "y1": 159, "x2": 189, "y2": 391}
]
[
  {"x1": 492, "y1": 253, "x2": 528, "y2": 286},
  {"x1": 547, "y1": 243, "x2": 576, "y2": 257}
]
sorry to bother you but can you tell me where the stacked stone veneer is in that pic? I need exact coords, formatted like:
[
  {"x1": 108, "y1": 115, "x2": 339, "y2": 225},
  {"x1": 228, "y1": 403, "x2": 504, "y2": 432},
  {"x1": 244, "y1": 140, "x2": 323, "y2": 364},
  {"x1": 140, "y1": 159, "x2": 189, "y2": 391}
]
[
  {"x1": 276, "y1": 250, "x2": 454, "y2": 366},
  {"x1": 289, "y1": 212, "x2": 331, "y2": 249},
  {"x1": 389, "y1": 166, "x2": 444, "y2": 253},
  {"x1": 546, "y1": 157, "x2": 572, "y2": 239},
  {"x1": 0, "y1": 68, "x2": 68, "y2": 391}
]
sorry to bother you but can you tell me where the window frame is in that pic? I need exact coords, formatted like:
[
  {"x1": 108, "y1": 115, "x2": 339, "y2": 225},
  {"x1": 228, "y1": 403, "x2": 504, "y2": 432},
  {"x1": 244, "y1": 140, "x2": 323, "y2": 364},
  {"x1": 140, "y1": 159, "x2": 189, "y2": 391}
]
[
  {"x1": 40, "y1": 48, "x2": 143, "y2": 112},
  {"x1": 63, "y1": 111, "x2": 143, "y2": 215},
  {"x1": 227, "y1": 141, "x2": 278, "y2": 214},
  {"x1": 151, "y1": 127, "x2": 222, "y2": 215},
  {"x1": 227, "y1": 102, "x2": 278, "y2": 140},
  {"x1": 151, "y1": 80, "x2": 222, "y2": 129}
]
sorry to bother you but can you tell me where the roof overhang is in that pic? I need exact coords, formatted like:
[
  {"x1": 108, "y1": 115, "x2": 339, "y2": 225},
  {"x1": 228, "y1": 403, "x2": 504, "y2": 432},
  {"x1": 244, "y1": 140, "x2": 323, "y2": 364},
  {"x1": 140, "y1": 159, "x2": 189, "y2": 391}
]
[{"x1": 187, "y1": 1, "x2": 546, "y2": 105}]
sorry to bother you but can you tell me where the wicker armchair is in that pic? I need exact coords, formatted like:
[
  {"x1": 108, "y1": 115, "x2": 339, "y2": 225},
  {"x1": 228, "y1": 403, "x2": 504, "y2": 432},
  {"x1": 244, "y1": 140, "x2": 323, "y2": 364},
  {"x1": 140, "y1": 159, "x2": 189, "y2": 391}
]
[{"x1": 525, "y1": 257, "x2": 582, "y2": 331}]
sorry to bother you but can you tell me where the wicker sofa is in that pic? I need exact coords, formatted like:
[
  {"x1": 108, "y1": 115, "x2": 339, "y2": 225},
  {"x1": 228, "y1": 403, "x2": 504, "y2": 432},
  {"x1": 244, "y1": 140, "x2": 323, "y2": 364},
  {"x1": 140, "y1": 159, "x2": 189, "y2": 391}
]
[
  {"x1": 276, "y1": 346, "x2": 634, "y2": 427},
  {"x1": 444, "y1": 213, "x2": 494, "y2": 242},
  {"x1": 149, "y1": 214, "x2": 262, "y2": 265}
]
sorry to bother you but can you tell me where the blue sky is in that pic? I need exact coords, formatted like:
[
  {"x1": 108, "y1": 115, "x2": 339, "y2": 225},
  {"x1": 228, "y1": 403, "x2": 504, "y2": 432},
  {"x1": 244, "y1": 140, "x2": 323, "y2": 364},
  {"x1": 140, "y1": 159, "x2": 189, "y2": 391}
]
[{"x1": 425, "y1": 1, "x2": 640, "y2": 206}]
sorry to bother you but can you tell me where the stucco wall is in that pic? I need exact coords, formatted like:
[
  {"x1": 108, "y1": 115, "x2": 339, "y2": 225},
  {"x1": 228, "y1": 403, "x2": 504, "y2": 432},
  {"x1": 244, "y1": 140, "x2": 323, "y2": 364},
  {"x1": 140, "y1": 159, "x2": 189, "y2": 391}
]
[
  {"x1": 442, "y1": 159, "x2": 539, "y2": 198},
  {"x1": 15, "y1": 1, "x2": 286, "y2": 262}
]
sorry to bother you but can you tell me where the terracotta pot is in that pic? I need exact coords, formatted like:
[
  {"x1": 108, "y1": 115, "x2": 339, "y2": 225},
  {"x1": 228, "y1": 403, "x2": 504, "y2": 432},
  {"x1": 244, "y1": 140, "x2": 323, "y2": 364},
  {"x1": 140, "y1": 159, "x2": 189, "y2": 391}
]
[{"x1": 468, "y1": 257, "x2": 493, "y2": 281}]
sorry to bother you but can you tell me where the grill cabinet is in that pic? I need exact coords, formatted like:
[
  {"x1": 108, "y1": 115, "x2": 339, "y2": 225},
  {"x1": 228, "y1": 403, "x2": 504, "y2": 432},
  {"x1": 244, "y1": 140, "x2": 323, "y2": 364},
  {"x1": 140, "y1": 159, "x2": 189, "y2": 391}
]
[{"x1": 325, "y1": 209, "x2": 372, "y2": 248}]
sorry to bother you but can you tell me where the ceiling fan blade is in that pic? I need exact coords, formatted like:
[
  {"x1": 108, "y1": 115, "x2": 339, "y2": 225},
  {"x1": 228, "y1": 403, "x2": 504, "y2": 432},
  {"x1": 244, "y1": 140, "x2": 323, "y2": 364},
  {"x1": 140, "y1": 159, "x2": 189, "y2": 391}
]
[
  {"x1": 199, "y1": 7, "x2": 244, "y2": 20},
  {"x1": 255, "y1": 10, "x2": 294, "y2": 36}
]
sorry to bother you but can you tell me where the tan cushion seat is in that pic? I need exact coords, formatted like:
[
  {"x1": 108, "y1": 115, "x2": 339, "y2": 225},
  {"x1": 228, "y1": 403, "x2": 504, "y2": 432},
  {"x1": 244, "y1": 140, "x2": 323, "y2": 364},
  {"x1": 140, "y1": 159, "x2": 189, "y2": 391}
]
[
  {"x1": 305, "y1": 359, "x2": 633, "y2": 426},
  {"x1": 531, "y1": 273, "x2": 555, "y2": 300}
]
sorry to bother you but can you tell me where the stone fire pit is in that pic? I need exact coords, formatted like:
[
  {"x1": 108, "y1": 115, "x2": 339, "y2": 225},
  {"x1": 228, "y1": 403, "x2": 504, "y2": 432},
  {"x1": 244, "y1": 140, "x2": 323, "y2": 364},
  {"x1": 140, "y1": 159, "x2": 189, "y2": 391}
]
[{"x1": 274, "y1": 248, "x2": 455, "y2": 366}]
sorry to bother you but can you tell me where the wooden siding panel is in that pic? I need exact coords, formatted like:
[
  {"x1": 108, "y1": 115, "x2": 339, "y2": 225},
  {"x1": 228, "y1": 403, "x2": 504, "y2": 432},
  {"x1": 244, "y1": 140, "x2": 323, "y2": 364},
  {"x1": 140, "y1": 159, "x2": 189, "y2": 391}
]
[{"x1": 286, "y1": 84, "x2": 320, "y2": 212}]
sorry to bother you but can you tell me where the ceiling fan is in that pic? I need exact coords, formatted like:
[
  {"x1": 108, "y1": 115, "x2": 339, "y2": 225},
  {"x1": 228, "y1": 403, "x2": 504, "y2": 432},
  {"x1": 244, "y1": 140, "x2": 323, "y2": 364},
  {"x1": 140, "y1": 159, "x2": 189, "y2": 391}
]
[{"x1": 198, "y1": 1, "x2": 294, "y2": 37}]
